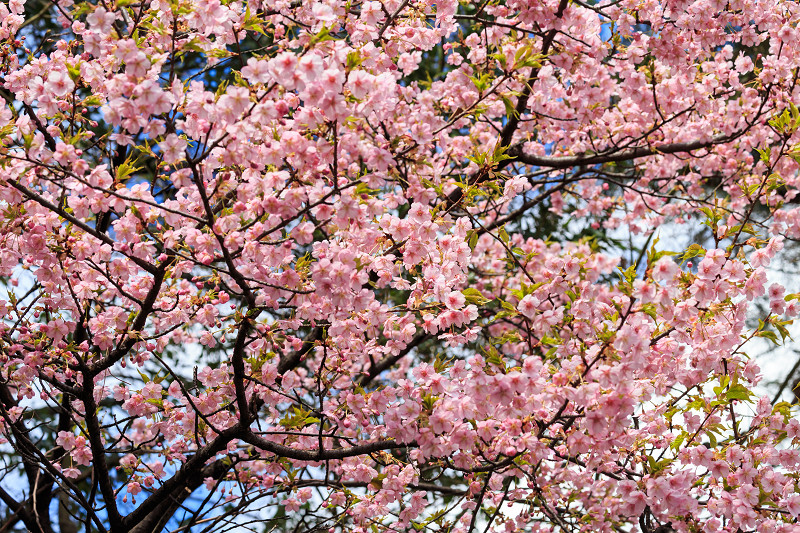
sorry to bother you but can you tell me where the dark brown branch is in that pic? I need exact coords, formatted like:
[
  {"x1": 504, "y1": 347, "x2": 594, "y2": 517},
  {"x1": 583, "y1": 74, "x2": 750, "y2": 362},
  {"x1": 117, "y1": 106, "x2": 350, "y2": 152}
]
[
  {"x1": 0, "y1": 484, "x2": 43, "y2": 533},
  {"x1": 127, "y1": 455, "x2": 234, "y2": 533},
  {"x1": 88, "y1": 257, "x2": 173, "y2": 374},
  {"x1": 5, "y1": 179, "x2": 159, "y2": 276},
  {"x1": 508, "y1": 134, "x2": 732, "y2": 170},
  {"x1": 277, "y1": 326, "x2": 323, "y2": 375},
  {"x1": 497, "y1": 0, "x2": 569, "y2": 149},
  {"x1": 79, "y1": 373, "x2": 123, "y2": 530},
  {"x1": 241, "y1": 430, "x2": 413, "y2": 462},
  {"x1": 123, "y1": 425, "x2": 241, "y2": 529}
]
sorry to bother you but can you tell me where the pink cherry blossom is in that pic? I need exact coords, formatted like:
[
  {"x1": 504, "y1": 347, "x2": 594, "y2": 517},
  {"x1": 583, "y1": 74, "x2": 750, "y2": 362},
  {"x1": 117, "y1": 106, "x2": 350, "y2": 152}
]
[{"x1": 45, "y1": 69, "x2": 74, "y2": 97}]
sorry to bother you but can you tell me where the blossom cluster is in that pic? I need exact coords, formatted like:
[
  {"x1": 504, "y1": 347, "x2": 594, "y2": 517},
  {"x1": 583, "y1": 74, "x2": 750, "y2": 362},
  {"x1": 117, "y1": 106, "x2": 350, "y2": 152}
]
[{"x1": 2, "y1": 0, "x2": 800, "y2": 532}]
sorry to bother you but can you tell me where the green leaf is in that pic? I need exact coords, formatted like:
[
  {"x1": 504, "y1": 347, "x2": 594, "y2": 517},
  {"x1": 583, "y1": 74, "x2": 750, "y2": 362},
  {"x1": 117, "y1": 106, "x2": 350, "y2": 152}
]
[
  {"x1": 182, "y1": 38, "x2": 207, "y2": 53},
  {"x1": 433, "y1": 353, "x2": 453, "y2": 373},
  {"x1": 500, "y1": 300, "x2": 516, "y2": 311},
  {"x1": 773, "y1": 318, "x2": 794, "y2": 341},
  {"x1": 670, "y1": 431, "x2": 687, "y2": 451},
  {"x1": 346, "y1": 51, "x2": 362, "y2": 70},
  {"x1": 280, "y1": 406, "x2": 318, "y2": 428},
  {"x1": 295, "y1": 252, "x2": 312, "y2": 271},
  {"x1": 83, "y1": 95, "x2": 103, "y2": 106},
  {"x1": 497, "y1": 226, "x2": 510, "y2": 244},
  {"x1": 469, "y1": 73, "x2": 492, "y2": 92},
  {"x1": 467, "y1": 230, "x2": 479, "y2": 251},
  {"x1": 67, "y1": 64, "x2": 81, "y2": 83},
  {"x1": 757, "y1": 329, "x2": 779, "y2": 344},
  {"x1": 726, "y1": 384, "x2": 753, "y2": 402},
  {"x1": 462, "y1": 287, "x2": 491, "y2": 305},
  {"x1": 681, "y1": 243, "x2": 705, "y2": 262},
  {"x1": 116, "y1": 160, "x2": 141, "y2": 181},
  {"x1": 639, "y1": 302, "x2": 657, "y2": 320},
  {"x1": 713, "y1": 375, "x2": 730, "y2": 396},
  {"x1": 491, "y1": 52, "x2": 507, "y2": 69},
  {"x1": 308, "y1": 25, "x2": 334, "y2": 46},
  {"x1": 486, "y1": 353, "x2": 505, "y2": 369}
]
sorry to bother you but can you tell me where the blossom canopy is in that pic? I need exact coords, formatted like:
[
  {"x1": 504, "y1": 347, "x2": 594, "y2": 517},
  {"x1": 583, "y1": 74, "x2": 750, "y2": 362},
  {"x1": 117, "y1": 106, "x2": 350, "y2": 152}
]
[{"x1": 2, "y1": 0, "x2": 800, "y2": 532}]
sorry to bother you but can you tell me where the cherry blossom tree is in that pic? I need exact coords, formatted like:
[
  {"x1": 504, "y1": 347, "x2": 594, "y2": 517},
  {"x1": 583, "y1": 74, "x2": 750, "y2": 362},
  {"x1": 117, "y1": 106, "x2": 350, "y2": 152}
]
[{"x1": 4, "y1": 0, "x2": 800, "y2": 532}]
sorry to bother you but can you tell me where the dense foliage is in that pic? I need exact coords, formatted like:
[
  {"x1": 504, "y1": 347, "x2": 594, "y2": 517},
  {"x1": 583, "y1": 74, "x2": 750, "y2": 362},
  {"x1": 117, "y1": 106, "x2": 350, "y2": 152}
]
[{"x1": 3, "y1": 0, "x2": 800, "y2": 532}]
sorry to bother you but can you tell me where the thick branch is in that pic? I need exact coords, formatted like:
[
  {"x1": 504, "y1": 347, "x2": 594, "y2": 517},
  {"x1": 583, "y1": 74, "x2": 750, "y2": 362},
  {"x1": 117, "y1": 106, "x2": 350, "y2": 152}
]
[
  {"x1": 241, "y1": 431, "x2": 412, "y2": 462},
  {"x1": 497, "y1": 0, "x2": 569, "y2": 149},
  {"x1": 5, "y1": 180, "x2": 158, "y2": 276},
  {"x1": 0, "y1": 484, "x2": 42, "y2": 533},
  {"x1": 80, "y1": 374, "x2": 123, "y2": 530},
  {"x1": 88, "y1": 257, "x2": 173, "y2": 374},
  {"x1": 277, "y1": 326, "x2": 323, "y2": 375},
  {"x1": 123, "y1": 425, "x2": 241, "y2": 529},
  {"x1": 127, "y1": 457, "x2": 234, "y2": 533},
  {"x1": 507, "y1": 134, "x2": 731, "y2": 170}
]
